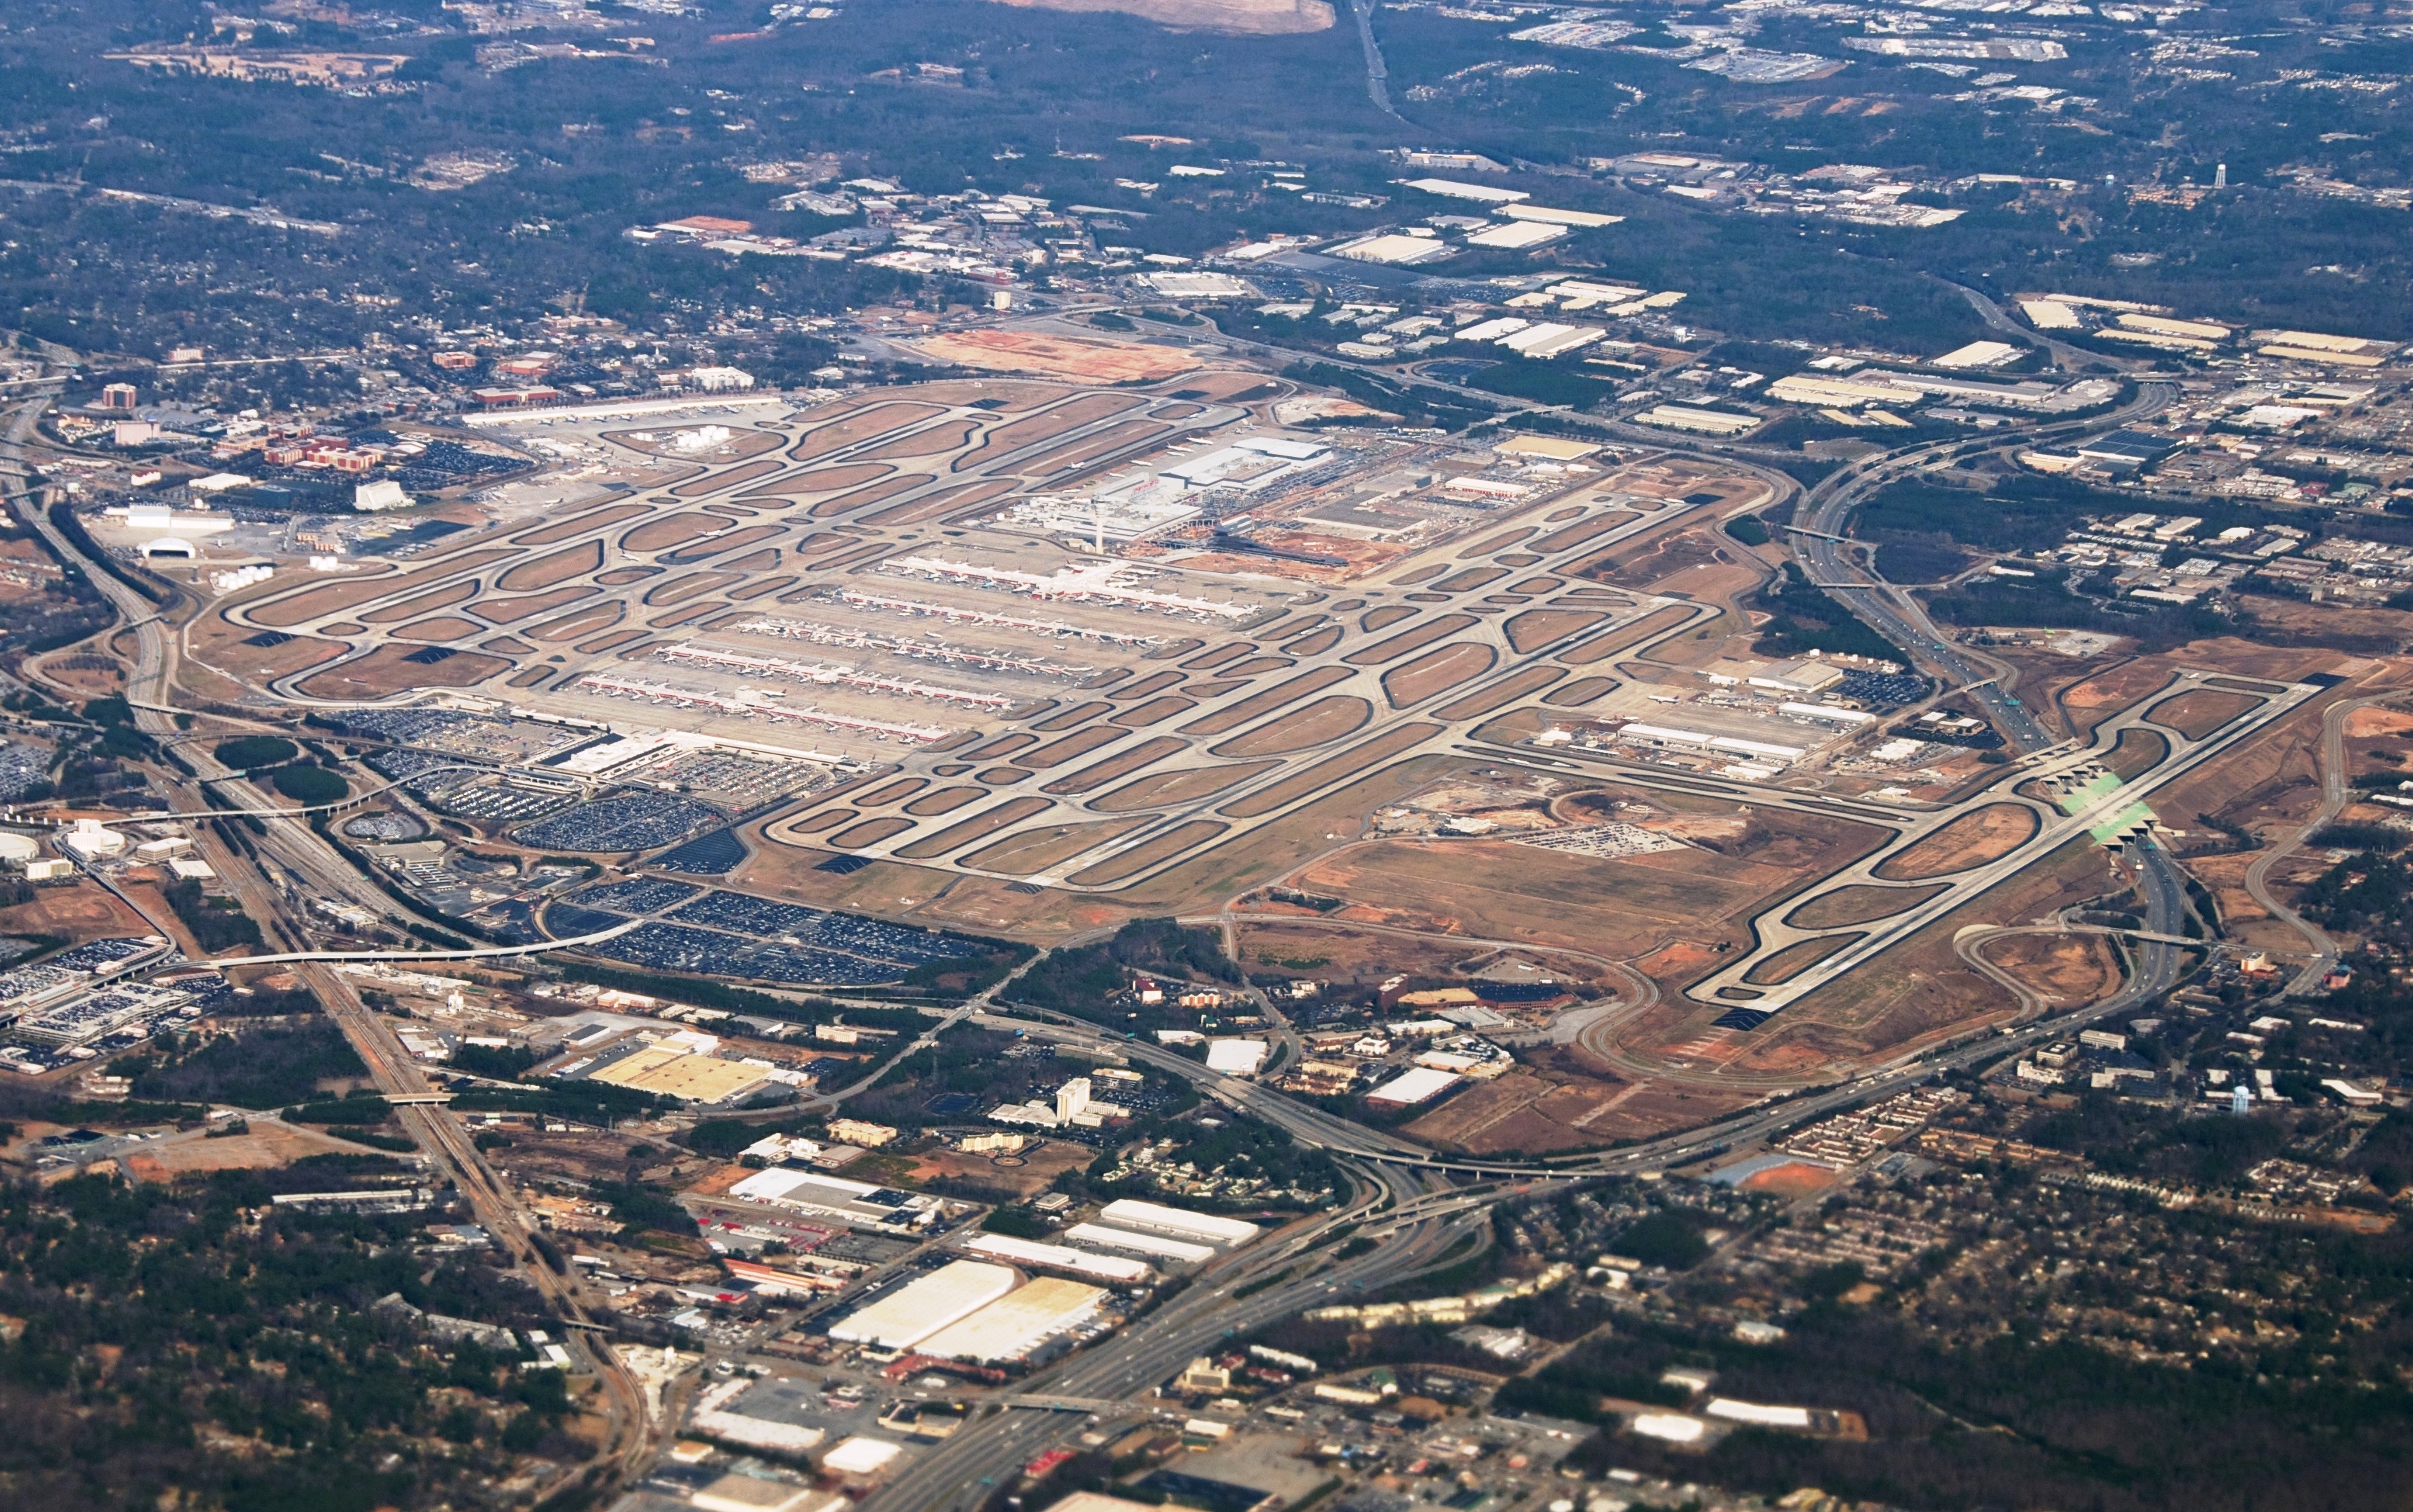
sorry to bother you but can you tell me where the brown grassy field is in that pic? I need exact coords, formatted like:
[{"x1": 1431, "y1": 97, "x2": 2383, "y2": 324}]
[
  {"x1": 1231, "y1": 917, "x2": 1501, "y2": 983},
  {"x1": 789, "y1": 401, "x2": 945, "y2": 461},
  {"x1": 2104, "y1": 727, "x2": 2170, "y2": 780},
  {"x1": 1295, "y1": 829, "x2": 1825, "y2": 959},
  {"x1": 120, "y1": 1120, "x2": 381, "y2": 1182},
  {"x1": 1785, "y1": 882, "x2": 1946, "y2": 929},
  {"x1": 1610, "y1": 836, "x2": 2107, "y2": 1083},
  {"x1": 2056, "y1": 661, "x2": 2173, "y2": 735},
  {"x1": 1382, "y1": 644, "x2": 1496, "y2": 707},
  {"x1": 296, "y1": 645, "x2": 510, "y2": 697},
  {"x1": 1979, "y1": 929, "x2": 2121, "y2": 1008},
  {"x1": 1403, "y1": 1054, "x2": 1766, "y2": 1157},
  {"x1": 1874, "y1": 804, "x2": 2038, "y2": 881},
  {"x1": 2149, "y1": 687, "x2": 2263, "y2": 739},
  {"x1": 1214, "y1": 697, "x2": 1373, "y2": 756}
]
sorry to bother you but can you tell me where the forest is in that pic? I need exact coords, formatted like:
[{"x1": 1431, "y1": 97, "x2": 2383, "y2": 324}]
[{"x1": 0, "y1": 1165, "x2": 578, "y2": 1511}]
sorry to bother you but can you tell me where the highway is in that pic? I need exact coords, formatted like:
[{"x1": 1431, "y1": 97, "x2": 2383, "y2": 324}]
[
  {"x1": 861, "y1": 1160, "x2": 1475, "y2": 1512},
  {"x1": 1786, "y1": 377, "x2": 2181, "y2": 754},
  {"x1": 0, "y1": 341, "x2": 2266, "y2": 1512},
  {"x1": 0, "y1": 397, "x2": 665, "y2": 1494}
]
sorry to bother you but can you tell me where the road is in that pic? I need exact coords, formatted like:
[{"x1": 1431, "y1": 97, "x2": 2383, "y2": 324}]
[
  {"x1": 0, "y1": 396, "x2": 664, "y2": 1494},
  {"x1": 861, "y1": 1161, "x2": 1472, "y2": 1512},
  {"x1": 2244, "y1": 693, "x2": 2374, "y2": 993},
  {"x1": 1347, "y1": 0, "x2": 1398, "y2": 115},
  {"x1": 0, "y1": 337, "x2": 2251, "y2": 1511},
  {"x1": 1787, "y1": 378, "x2": 2180, "y2": 754},
  {"x1": 1943, "y1": 279, "x2": 2149, "y2": 376}
]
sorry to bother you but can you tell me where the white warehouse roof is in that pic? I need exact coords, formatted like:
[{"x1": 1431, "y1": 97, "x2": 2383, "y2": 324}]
[
  {"x1": 962, "y1": 1234, "x2": 1153, "y2": 1284},
  {"x1": 826, "y1": 1260, "x2": 1016, "y2": 1350},
  {"x1": 1205, "y1": 1038, "x2": 1269, "y2": 1077},
  {"x1": 1062, "y1": 1222, "x2": 1217, "y2": 1265},
  {"x1": 915, "y1": 1277, "x2": 1106, "y2": 1364},
  {"x1": 1097, "y1": 1198, "x2": 1260, "y2": 1248},
  {"x1": 1368, "y1": 1066, "x2": 1463, "y2": 1105}
]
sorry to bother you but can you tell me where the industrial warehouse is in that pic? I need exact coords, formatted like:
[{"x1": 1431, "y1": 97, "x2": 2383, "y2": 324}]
[
  {"x1": 824, "y1": 1260, "x2": 1109, "y2": 1366},
  {"x1": 802, "y1": 1197, "x2": 1265, "y2": 1369}
]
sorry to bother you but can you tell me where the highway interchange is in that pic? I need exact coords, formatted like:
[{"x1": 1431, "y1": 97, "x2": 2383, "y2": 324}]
[{"x1": 0, "y1": 336, "x2": 2370, "y2": 1510}]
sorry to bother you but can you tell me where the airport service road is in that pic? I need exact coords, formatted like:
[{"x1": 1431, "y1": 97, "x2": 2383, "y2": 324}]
[
  {"x1": 186, "y1": 382, "x2": 1784, "y2": 900},
  {"x1": 2245, "y1": 694, "x2": 2376, "y2": 994},
  {"x1": 1677, "y1": 665, "x2": 2331, "y2": 1019}
]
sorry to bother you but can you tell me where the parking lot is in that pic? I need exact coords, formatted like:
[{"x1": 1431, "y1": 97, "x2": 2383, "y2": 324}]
[{"x1": 513, "y1": 793, "x2": 726, "y2": 852}]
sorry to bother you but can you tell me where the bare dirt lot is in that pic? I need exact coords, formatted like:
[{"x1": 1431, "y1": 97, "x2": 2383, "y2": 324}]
[
  {"x1": 1977, "y1": 929, "x2": 2121, "y2": 1009},
  {"x1": 901, "y1": 1140, "x2": 1093, "y2": 1199},
  {"x1": 118, "y1": 1119, "x2": 384, "y2": 1182},
  {"x1": 0, "y1": 881, "x2": 156, "y2": 943}
]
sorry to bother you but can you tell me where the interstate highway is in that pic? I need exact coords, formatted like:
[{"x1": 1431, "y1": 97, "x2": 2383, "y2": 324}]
[{"x1": 0, "y1": 398, "x2": 665, "y2": 1492}]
